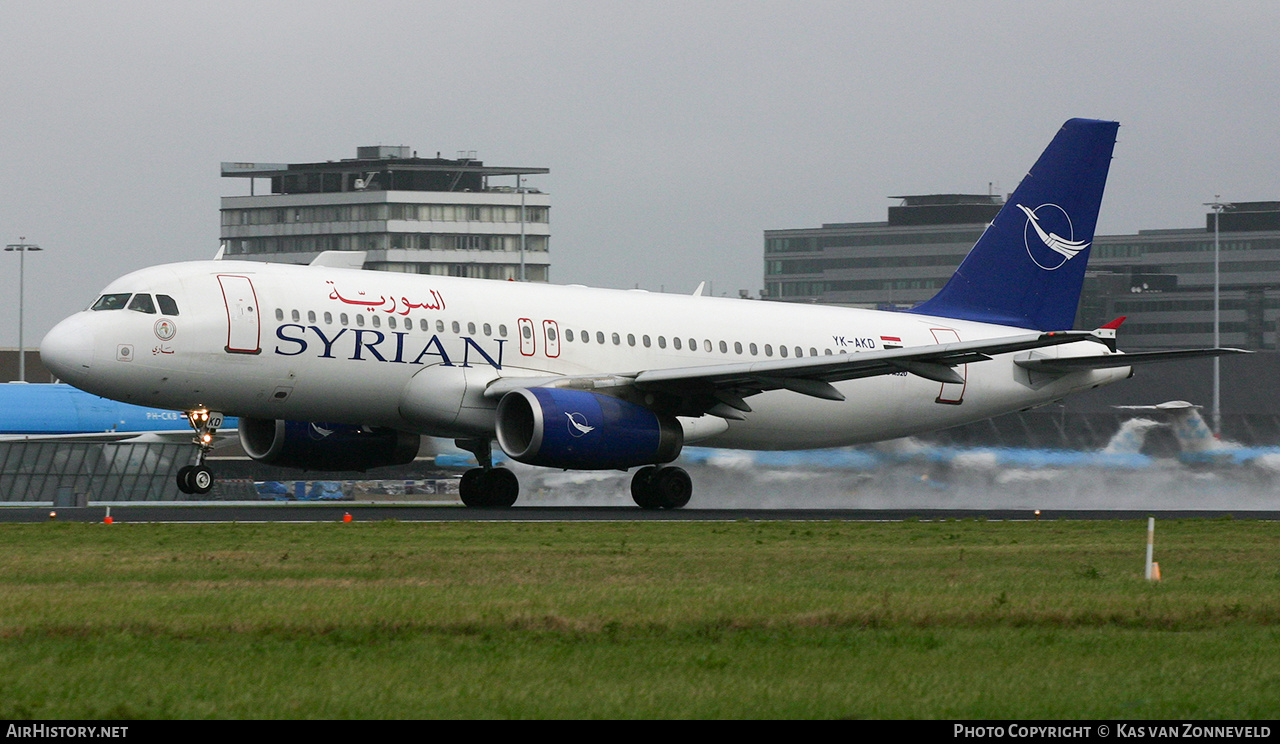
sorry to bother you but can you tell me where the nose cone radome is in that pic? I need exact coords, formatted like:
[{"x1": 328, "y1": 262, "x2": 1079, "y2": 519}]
[{"x1": 40, "y1": 316, "x2": 95, "y2": 384}]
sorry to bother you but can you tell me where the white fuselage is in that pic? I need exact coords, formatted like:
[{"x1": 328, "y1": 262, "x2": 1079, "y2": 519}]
[{"x1": 41, "y1": 260, "x2": 1130, "y2": 451}]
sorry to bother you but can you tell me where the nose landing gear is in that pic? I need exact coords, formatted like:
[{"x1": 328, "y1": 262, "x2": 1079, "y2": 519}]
[{"x1": 176, "y1": 409, "x2": 223, "y2": 495}]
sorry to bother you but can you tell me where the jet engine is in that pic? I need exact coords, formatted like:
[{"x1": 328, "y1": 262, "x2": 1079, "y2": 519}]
[
  {"x1": 238, "y1": 417, "x2": 420, "y2": 471},
  {"x1": 495, "y1": 388, "x2": 682, "y2": 470}
]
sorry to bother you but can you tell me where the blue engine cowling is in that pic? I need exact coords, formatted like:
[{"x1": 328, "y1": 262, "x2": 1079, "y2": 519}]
[
  {"x1": 495, "y1": 388, "x2": 683, "y2": 470},
  {"x1": 238, "y1": 417, "x2": 420, "y2": 471}
]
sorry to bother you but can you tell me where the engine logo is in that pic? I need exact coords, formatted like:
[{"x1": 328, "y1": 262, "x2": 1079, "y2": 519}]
[{"x1": 566, "y1": 412, "x2": 595, "y2": 437}]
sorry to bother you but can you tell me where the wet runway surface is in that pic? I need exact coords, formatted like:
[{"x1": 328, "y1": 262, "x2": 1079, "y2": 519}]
[{"x1": 2, "y1": 503, "x2": 1277, "y2": 524}]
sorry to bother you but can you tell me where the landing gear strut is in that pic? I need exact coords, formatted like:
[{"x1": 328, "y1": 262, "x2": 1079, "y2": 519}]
[
  {"x1": 456, "y1": 438, "x2": 519, "y2": 508},
  {"x1": 177, "y1": 409, "x2": 223, "y2": 495},
  {"x1": 631, "y1": 465, "x2": 692, "y2": 509}
]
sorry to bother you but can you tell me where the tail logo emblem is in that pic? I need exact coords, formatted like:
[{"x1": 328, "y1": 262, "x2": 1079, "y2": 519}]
[
  {"x1": 566, "y1": 412, "x2": 595, "y2": 437},
  {"x1": 1018, "y1": 203, "x2": 1090, "y2": 271}
]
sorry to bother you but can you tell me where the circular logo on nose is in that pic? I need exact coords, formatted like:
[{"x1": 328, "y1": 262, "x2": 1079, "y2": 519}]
[{"x1": 154, "y1": 319, "x2": 177, "y2": 341}]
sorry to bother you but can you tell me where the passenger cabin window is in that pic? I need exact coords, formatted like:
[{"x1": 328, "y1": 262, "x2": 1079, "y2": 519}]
[
  {"x1": 156, "y1": 294, "x2": 179, "y2": 315},
  {"x1": 127, "y1": 294, "x2": 157, "y2": 314},
  {"x1": 92, "y1": 294, "x2": 131, "y2": 311}
]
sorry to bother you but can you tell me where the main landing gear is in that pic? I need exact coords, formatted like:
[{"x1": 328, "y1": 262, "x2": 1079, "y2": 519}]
[
  {"x1": 453, "y1": 440, "x2": 693, "y2": 509},
  {"x1": 177, "y1": 409, "x2": 223, "y2": 496},
  {"x1": 456, "y1": 438, "x2": 519, "y2": 508},
  {"x1": 630, "y1": 465, "x2": 692, "y2": 510}
]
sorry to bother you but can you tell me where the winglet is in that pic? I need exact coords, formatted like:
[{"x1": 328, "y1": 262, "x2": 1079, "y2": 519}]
[
  {"x1": 692, "y1": 281, "x2": 706, "y2": 297},
  {"x1": 1092, "y1": 316, "x2": 1125, "y2": 351},
  {"x1": 310, "y1": 251, "x2": 367, "y2": 269}
]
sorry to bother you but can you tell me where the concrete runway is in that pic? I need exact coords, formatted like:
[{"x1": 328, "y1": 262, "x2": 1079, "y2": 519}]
[{"x1": 1, "y1": 503, "x2": 1277, "y2": 523}]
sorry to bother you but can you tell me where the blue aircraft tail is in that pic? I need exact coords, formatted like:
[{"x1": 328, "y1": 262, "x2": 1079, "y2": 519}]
[{"x1": 907, "y1": 118, "x2": 1119, "y2": 331}]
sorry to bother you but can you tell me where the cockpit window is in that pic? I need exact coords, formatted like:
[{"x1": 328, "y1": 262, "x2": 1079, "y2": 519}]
[
  {"x1": 127, "y1": 294, "x2": 157, "y2": 314},
  {"x1": 156, "y1": 294, "x2": 179, "y2": 316},
  {"x1": 91, "y1": 293, "x2": 131, "y2": 311}
]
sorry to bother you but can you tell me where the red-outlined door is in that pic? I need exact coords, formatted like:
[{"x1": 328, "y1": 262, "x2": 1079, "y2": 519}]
[
  {"x1": 218, "y1": 275, "x2": 261, "y2": 354},
  {"x1": 518, "y1": 318, "x2": 536, "y2": 356},
  {"x1": 542, "y1": 320, "x2": 561, "y2": 358},
  {"x1": 929, "y1": 328, "x2": 965, "y2": 404}
]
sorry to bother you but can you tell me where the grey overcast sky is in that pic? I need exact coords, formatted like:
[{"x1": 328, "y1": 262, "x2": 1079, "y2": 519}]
[{"x1": 2, "y1": 1, "x2": 1278, "y2": 348}]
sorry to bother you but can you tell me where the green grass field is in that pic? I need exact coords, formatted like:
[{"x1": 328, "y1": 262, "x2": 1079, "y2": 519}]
[{"x1": 0, "y1": 517, "x2": 1277, "y2": 719}]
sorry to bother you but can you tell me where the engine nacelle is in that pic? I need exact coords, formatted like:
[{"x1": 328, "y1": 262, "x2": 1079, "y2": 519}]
[
  {"x1": 495, "y1": 388, "x2": 682, "y2": 470},
  {"x1": 238, "y1": 417, "x2": 420, "y2": 471}
]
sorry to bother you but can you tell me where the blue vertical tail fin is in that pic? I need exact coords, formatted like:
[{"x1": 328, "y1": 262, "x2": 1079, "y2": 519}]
[{"x1": 907, "y1": 118, "x2": 1119, "y2": 331}]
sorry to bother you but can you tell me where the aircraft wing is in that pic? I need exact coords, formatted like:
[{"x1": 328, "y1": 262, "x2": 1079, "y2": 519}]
[
  {"x1": 484, "y1": 330, "x2": 1098, "y2": 418},
  {"x1": 1015, "y1": 347, "x2": 1249, "y2": 373},
  {"x1": 0, "y1": 432, "x2": 149, "y2": 443},
  {"x1": 0, "y1": 431, "x2": 230, "y2": 444}
]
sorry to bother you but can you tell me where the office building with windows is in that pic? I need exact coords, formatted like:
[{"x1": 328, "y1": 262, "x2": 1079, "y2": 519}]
[
  {"x1": 765, "y1": 198, "x2": 1280, "y2": 350},
  {"x1": 221, "y1": 146, "x2": 550, "y2": 281}
]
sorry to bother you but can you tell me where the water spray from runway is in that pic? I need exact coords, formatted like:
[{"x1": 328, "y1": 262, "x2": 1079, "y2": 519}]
[{"x1": 508, "y1": 450, "x2": 1280, "y2": 511}]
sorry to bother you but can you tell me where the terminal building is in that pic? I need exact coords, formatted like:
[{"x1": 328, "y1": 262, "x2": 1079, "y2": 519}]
[
  {"x1": 764, "y1": 197, "x2": 1280, "y2": 350},
  {"x1": 221, "y1": 146, "x2": 551, "y2": 281}
]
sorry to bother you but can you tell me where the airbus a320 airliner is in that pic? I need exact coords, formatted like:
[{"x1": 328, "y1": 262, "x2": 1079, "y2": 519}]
[{"x1": 39, "y1": 119, "x2": 1242, "y2": 507}]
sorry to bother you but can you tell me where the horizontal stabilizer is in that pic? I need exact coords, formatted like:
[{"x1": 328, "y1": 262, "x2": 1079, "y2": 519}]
[{"x1": 1015, "y1": 347, "x2": 1249, "y2": 373}]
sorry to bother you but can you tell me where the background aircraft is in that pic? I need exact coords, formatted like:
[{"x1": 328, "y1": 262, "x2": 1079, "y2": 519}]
[{"x1": 0, "y1": 382, "x2": 236, "y2": 441}]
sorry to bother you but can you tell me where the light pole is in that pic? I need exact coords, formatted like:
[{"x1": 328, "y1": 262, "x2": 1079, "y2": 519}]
[
  {"x1": 518, "y1": 176, "x2": 527, "y2": 282},
  {"x1": 1204, "y1": 198, "x2": 1231, "y2": 436},
  {"x1": 5, "y1": 238, "x2": 42, "y2": 382}
]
